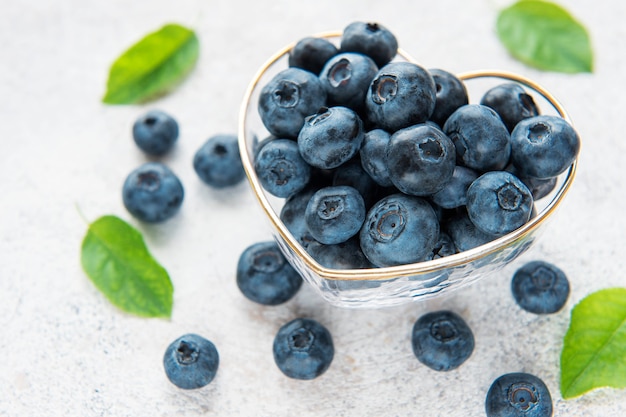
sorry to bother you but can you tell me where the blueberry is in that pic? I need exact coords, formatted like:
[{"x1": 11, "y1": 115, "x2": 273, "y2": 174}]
[
  {"x1": 280, "y1": 187, "x2": 318, "y2": 250},
  {"x1": 340, "y1": 21, "x2": 398, "y2": 67},
  {"x1": 466, "y1": 171, "x2": 533, "y2": 236},
  {"x1": 258, "y1": 67, "x2": 327, "y2": 139},
  {"x1": 428, "y1": 231, "x2": 457, "y2": 260},
  {"x1": 486, "y1": 372, "x2": 553, "y2": 417},
  {"x1": 332, "y1": 157, "x2": 379, "y2": 208},
  {"x1": 255, "y1": 139, "x2": 311, "y2": 198},
  {"x1": 510, "y1": 115, "x2": 580, "y2": 179},
  {"x1": 305, "y1": 185, "x2": 366, "y2": 245},
  {"x1": 273, "y1": 318, "x2": 334, "y2": 380},
  {"x1": 445, "y1": 209, "x2": 498, "y2": 252},
  {"x1": 511, "y1": 260, "x2": 570, "y2": 314},
  {"x1": 443, "y1": 104, "x2": 511, "y2": 172},
  {"x1": 288, "y1": 37, "x2": 339, "y2": 75},
  {"x1": 193, "y1": 134, "x2": 245, "y2": 188},
  {"x1": 360, "y1": 193, "x2": 439, "y2": 267},
  {"x1": 298, "y1": 106, "x2": 365, "y2": 170},
  {"x1": 163, "y1": 334, "x2": 219, "y2": 389},
  {"x1": 365, "y1": 62, "x2": 437, "y2": 132},
  {"x1": 411, "y1": 310, "x2": 474, "y2": 371},
  {"x1": 236, "y1": 241, "x2": 302, "y2": 305},
  {"x1": 386, "y1": 123, "x2": 456, "y2": 196},
  {"x1": 307, "y1": 237, "x2": 374, "y2": 269},
  {"x1": 122, "y1": 162, "x2": 184, "y2": 223},
  {"x1": 319, "y1": 52, "x2": 379, "y2": 111},
  {"x1": 428, "y1": 69, "x2": 469, "y2": 127},
  {"x1": 480, "y1": 83, "x2": 540, "y2": 132},
  {"x1": 359, "y1": 129, "x2": 394, "y2": 187},
  {"x1": 132, "y1": 110, "x2": 179, "y2": 156},
  {"x1": 430, "y1": 166, "x2": 479, "y2": 209}
]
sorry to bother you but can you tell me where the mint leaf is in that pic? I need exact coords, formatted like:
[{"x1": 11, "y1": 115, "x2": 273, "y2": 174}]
[
  {"x1": 103, "y1": 23, "x2": 199, "y2": 104},
  {"x1": 496, "y1": 0, "x2": 593, "y2": 73},
  {"x1": 560, "y1": 288, "x2": 626, "y2": 398},
  {"x1": 81, "y1": 215, "x2": 173, "y2": 318}
]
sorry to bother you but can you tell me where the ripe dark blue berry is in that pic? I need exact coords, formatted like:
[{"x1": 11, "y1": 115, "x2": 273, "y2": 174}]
[
  {"x1": 486, "y1": 372, "x2": 553, "y2": 417},
  {"x1": 132, "y1": 110, "x2": 179, "y2": 156},
  {"x1": 122, "y1": 162, "x2": 184, "y2": 223},
  {"x1": 255, "y1": 139, "x2": 311, "y2": 198},
  {"x1": 340, "y1": 21, "x2": 398, "y2": 67},
  {"x1": 193, "y1": 134, "x2": 245, "y2": 188},
  {"x1": 359, "y1": 129, "x2": 393, "y2": 187},
  {"x1": 163, "y1": 334, "x2": 219, "y2": 390},
  {"x1": 280, "y1": 187, "x2": 319, "y2": 250},
  {"x1": 411, "y1": 310, "x2": 474, "y2": 371},
  {"x1": 288, "y1": 37, "x2": 339, "y2": 75},
  {"x1": 319, "y1": 52, "x2": 378, "y2": 111},
  {"x1": 236, "y1": 241, "x2": 302, "y2": 305},
  {"x1": 273, "y1": 318, "x2": 334, "y2": 380},
  {"x1": 431, "y1": 166, "x2": 479, "y2": 209},
  {"x1": 480, "y1": 83, "x2": 540, "y2": 132},
  {"x1": 445, "y1": 209, "x2": 498, "y2": 252},
  {"x1": 428, "y1": 69, "x2": 469, "y2": 127},
  {"x1": 511, "y1": 260, "x2": 570, "y2": 314}
]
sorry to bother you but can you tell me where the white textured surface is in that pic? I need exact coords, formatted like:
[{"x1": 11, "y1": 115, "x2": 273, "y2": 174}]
[{"x1": 1, "y1": 0, "x2": 625, "y2": 416}]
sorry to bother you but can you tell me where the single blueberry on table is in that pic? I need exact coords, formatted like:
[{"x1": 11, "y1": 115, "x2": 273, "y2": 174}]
[
  {"x1": 340, "y1": 21, "x2": 398, "y2": 67},
  {"x1": 258, "y1": 67, "x2": 327, "y2": 139},
  {"x1": 480, "y1": 82, "x2": 540, "y2": 132},
  {"x1": 431, "y1": 165, "x2": 479, "y2": 209},
  {"x1": 443, "y1": 104, "x2": 511, "y2": 172},
  {"x1": 466, "y1": 171, "x2": 533, "y2": 236},
  {"x1": 132, "y1": 110, "x2": 179, "y2": 156},
  {"x1": 193, "y1": 134, "x2": 245, "y2": 188},
  {"x1": 428, "y1": 69, "x2": 469, "y2": 127},
  {"x1": 163, "y1": 334, "x2": 219, "y2": 389},
  {"x1": 511, "y1": 260, "x2": 570, "y2": 314},
  {"x1": 236, "y1": 241, "x2": 303, "y2": 305},
  {"x1": 305, "y1": 185, "x2": 366, "y2": 245},
  {"x1": 298, "y1": 106, "x2": 365, "y2": 170},
  {"x1": 255, "y1": 139, "x2": 311, "y2": 198},
  {"x1": 485, "y1": 372, "x2": 553, "y2": 417},
  {"x1": 288, "y1": 36, "x2": 339, "y2": 75},
  {"x1": 122, "y1": 162, "x2": 184, "y2": 223},
  {"x1": 365, "y1": 61, "x2": 437, "y2": 132},
  {"x1": 319, "y1": 52, "x2": 379, "y2": 111},
  {"x1": 273, "y1": 318, "x2": 334, "y2": 380},
  {"x1": 359, "y1": 128, "x2": 394, "y2": 188},
  {"x1": 510, "y1": 115, "x2": 580, "y2": 179},
  {"x1": 386, "y1": 123, "x2": 456, "y2": 196},
  {"x1": 359, "y1": 193, "x2": 439, "y2": 267},
  {"x1": 411, "y1": 310, "x2": 474, "y2": 371}
]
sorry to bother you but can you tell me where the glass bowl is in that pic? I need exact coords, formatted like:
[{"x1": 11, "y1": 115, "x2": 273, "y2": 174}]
[{"x1": 238, "y1": 32, "x2": 578, "y2": 309}]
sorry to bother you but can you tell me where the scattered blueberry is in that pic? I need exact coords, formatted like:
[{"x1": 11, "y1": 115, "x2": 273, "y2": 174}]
[
  {"x1": 273, "y1": 318, "x2": 334, "y2": 380},
  {"x1": 386, "y1": 123, "x2": 456, "y2": 196},
  {"x1": 510, "y1": 115, "x2": 580, "y2": 179},
  {"x1": 486, "y1": 372, "x2": 553, "y2": 417},
  {"x1": 511, "y1": 260, "x2": 570, "y2": 314},
  {"x1": 132, "y1": 110, "x2": 179, "y2": 156},
  {"x1": 163, "y1": 333, "x2": 219, "y2": 389},
  {"x1": 365, "y1": 61, "x2": 437, "y2": 132},
  {"x1": 258, "y1": 67, "x2": 326, "y2": 139},
  {"x1": 236, "y1": 241, "x2": 303, "y2": 305},
  {"x1": 360, "y1": 193, "x2": 439, "y2": 267},
  {"x1": 480, "y1": 83, "x2": 540, "y2": 132},
  {"x1": 255, "y1": 138, "x2": 311, "y2": 198},
  {"x1": 411, "y1": 310, "x2": 474, "y2": 371},
  {"x1": 319, "y1": 52, "x2": 379, "y2": 111},
  {"x1": 428, "y1": 69, "x2": 469, "y2": 127},
  {"x1": 340, "y1": 21, "x2": 398, "y2": 67},
  {"x1": 193, "y1": 134, "x2": 245, "y2": 188},
  {"x1": 298, "y1": 106, "x2": 365, "y2": 170},
  {"x1": 466, "y1": 171, "x2": 533, "y2": 236},
  {"x1": 122, "y1": 162, "x2": 184, "y2": 223},
  {"x1": 443, "y1": 104, "x2": 511, "y2": 172},
  {"x1": 288, "y1": 37, "x2": 339, "y2": 75},
  {"x1": 305, "y1": 185, "x2": 366, "y2": 245}
]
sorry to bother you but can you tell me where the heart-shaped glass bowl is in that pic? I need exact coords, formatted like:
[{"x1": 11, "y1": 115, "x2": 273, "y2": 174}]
[{"x1": 238, "y1": 32, "x2": 578, "y2": 308}]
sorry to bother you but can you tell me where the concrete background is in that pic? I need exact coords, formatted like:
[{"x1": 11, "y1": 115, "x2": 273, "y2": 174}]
[{"x1": 1, "y1": 0, "x2": 625, "y2": 415}]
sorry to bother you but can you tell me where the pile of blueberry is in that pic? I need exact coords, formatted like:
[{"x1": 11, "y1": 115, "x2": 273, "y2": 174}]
[{"x1": 253, "y1": 21, "x2": 580, "y2": 270}]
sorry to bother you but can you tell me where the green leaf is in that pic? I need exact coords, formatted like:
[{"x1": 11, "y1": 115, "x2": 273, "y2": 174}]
[
  {"x1": 560, "y1": 288, "x2": 626, "y2": 398},
  {"x1": 102, "y1": 23, "x2": 199, "y2": 104},
  {"x1": 81, "y1": 215, "x2": 173, "y2": 318},
  {"x1": 496, "y1": 0, "x2": 593, "y2": 73}
]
